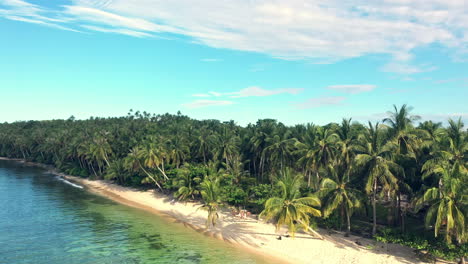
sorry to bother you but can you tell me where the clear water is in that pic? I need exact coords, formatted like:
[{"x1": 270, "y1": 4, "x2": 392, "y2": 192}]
[{"x1": 0, "y1": 160, "x2": 269, "y2": 264}]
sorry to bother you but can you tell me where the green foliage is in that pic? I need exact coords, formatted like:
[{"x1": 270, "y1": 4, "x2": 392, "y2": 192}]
[
  {"x1": 199, "y1": 178, "x2": 222, "y2": 228},
  {"x1": 260, "y1": 168, "x2": 322, "y2": 237},
  {"x1": 247, "y1": 184, "x2": 275, "y2": 213},
  {"x1": 375, "y1": 228, "x2": 468, "y2": 261}
]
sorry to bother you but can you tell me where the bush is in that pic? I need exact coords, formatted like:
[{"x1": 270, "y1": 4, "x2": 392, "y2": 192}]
[{"x1": 374, "y1": 228, "x2": 467, "y2": 261}]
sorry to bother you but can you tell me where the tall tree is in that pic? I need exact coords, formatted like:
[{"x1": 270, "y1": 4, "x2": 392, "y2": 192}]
[
  {"x1": 199, "y1": 178, "x2": 222, "y2": 228},
  {"x1": 354, "y1": 122, "x2": 403, "y2": 236},
  {"x1": 318, "y1": 164, "x2": 362, "y2": 235},
  {"x1": 416, "y1": 162, "x2": 467, "y2": 264},
  {"x1": 260, "y1": 169, "x2": 323, "y2": 238}
]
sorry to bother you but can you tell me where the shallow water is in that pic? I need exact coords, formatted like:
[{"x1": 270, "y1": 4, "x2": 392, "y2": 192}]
[{"x1": 0, "y1": 160, "x2": 269, "y2": 264}]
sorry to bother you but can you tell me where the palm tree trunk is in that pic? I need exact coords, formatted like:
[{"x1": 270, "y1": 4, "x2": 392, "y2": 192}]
[
  {"x1": 340, "y1": 203, "x2": 345, "y2": 231},
  {"x1": 103, "y1": 154, "x2": 111, "y2": 167},
  {"x1": 140, "y1": 166, "x2": 163, "y2": 191},
  {"x1": 372, "y1": 179, "x2": 377, "y2": 236},
  {"x1": 203, "y1": 148, "x2": 206, "y2": 165},
  {"x1": 156, "y1": 166, "x2": 169, "y2": 180},
  {"x1": 297, "y1": 219, "x2": 324, "y2": 240},
  {"x1": 345, "y1": 206, "x2": 351, "y2": 236},
  {"x1": 401, "y1": 210, "x2": 405, "y2": 234},
  {"x1": 90, "y1": 163, "x2": 98, "y2": 178},
  {"x1": 397, "y1": 193, "x2": 401, "y2": 227}
]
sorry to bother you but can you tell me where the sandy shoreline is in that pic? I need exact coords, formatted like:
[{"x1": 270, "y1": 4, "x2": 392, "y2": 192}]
[{"x1": 2, "y1": 157, "x2": 428, "y2": 264}]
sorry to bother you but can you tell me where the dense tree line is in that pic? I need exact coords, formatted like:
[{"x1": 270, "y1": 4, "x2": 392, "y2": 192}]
[{"x1": 0, "y1": 105, "x2": 466, "y2": 261}]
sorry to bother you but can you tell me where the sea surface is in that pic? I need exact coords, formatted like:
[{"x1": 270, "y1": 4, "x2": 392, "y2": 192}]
[{"x1": 0, "y1": 160, "x2": 268, "y2": 264}]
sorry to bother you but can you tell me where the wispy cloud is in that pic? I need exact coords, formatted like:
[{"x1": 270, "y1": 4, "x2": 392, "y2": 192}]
[
  {"x1": 192, "y1": 93, "x2": 211, "y2": 98},
  {"x1": 0, "y1": 0, "x2": 78, "y2": 31},
  {"x1": 433, "y1": 78, "x2": 468, "y2": 84},
  {"x1": 294, "y1": 96, "x2": 345, "y2": 109},
  {"x1": 2, "y1": 0, "x2": 467, "y2": 73},
  {"x1": 420, "y1": 113, "x2": 468, "y2": 123},
  {"x1": 81, "y1": 25, "x2": 151, "y2": 37},
  {"x1": 230, "y1": 87, "x2": 303, "y2": 98},
  {"x1": 191, "y1": 87, "x2": 303, "y2": 99},
  {"x1": 381, "y1": 62, "x2": 438, "y2": 74},
  {"x1": 182, "y1": 99, "x2": 233, "y2": 109},
  {"x1": 327, "y1": 84, "x2": 376, "y2": 94}
]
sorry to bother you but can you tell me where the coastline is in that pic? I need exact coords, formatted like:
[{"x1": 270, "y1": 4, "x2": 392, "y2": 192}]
[{"x1": 1, "y1": 157, "x2": 426, "y2": 264}]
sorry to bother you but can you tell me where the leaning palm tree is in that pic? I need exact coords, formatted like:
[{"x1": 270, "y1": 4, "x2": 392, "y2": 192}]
[
  {"x1": 260, "y1": 168, "x2": 323, "y2": 239},
  {"x1": 354, "y1": 122, "x2": 403, "y2": 236},
  {"x1": 124, "y1": 146, "x2": 163, "y2": 190},
  {"x1": 140, "y1": 137, "x2": 169, "y2": 180},
  {"x1": 199, "y1": 178, "x2": 222, "y2": 228},
  {"x1": 318, "y1": 164, "x2": 362, "y2": 236},
  {"x1": 415, "y1": 162, "x2": 467, "y2": 262}
]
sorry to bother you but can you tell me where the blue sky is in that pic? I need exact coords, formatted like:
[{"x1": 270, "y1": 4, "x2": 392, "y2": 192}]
[{"x1": 1, "y1": 0, "x2": 467, "y2": 125}]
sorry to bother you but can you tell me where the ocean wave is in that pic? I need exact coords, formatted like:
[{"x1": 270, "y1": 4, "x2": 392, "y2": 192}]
[{"x1": 56, "y1": 177, "x2": 84, "y2": 189}]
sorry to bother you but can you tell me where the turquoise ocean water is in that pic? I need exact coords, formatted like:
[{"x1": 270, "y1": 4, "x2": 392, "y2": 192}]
[{"x1": 0, "y1": 160, "x2": 269, "y2": 264}]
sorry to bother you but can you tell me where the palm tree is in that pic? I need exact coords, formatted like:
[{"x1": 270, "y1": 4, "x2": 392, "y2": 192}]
[
  {"x1": 89, "y1": 136, "x2": 113, "y2": 174},
  {"x1": 419, "y1": 121, "x2": 444, "y2": 142},
  {"x1": 336, "y1": 118, "x2": 357, "y2": 169},
  {"x1": 166, "y1": 136, "x2": 189, "y2": 169},
  {"x1": 354, "y1": 122, "x2": 403, "y2": 236},
  {"x1": 196, "y1": 127, "x2": 213, "y2": 165},
  {"x1": 318, "y1": 164, "x2": 362, "y2": 236},
  {"x1": 124, "y1": 146, "x2": 163, "y2": 190},
  {"x1": 445, "y1": 118, "x2": 467, "y2": 167},
  {"x1": 105, "y1": 159, "x2": 127, "y2": 185},
  {"x1": 383, "y1": 104, "x2": 420, "y2": 137},
  {"x1": 174, "y1": 165, "x2": 202, "y2": 200},
  {"x1": 199, "y1": 178, "x2": 222, "y2": 228},
  {"x1": 262, "y1": 133, "x2": 297, "y2": 174},
  {"x1": 260, "y1": 169, "x2": 323, "y2": 239},
  {"x1": 294, "y1": 125, "x2": 319, "y2": 187},
  {"x1": 213, "y1": 128, "x2": 240, "y2": 169},
  {"x1": 423, "y1": 118, "x2": 467, "y2": 181},
  {"x1": 140, "y1": 137, "x2": 169, "y2": 180},
  {"x1": 295, "y1": 126, "x2": 338, "y2": 189},
  {"x1": 415, "y1": 162, "x2": 467, "y2": 263}
]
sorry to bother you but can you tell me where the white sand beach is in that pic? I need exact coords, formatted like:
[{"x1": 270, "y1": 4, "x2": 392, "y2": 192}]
[{"x1": 60, "y1": 174, "x2": 425, "y2": 264}]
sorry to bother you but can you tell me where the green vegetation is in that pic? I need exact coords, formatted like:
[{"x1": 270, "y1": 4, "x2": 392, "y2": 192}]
[{"x1": 0, "y1": 106, "x2": 466, "y2": 261}]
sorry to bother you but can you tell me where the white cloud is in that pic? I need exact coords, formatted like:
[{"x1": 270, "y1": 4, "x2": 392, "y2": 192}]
[
  {"x1": 294, "y1": 96, "x2": 345, "y2": 109},
  {"x1": 327, "y1": 84, "x2": 376, "y2": 94},
  {"x1": 2, "y1": 0, "x2": 468, "y2": 73},
  {"x1": 0, "y1": 0, "x2": 77, "y2": 30},
  {"x1": 182, "y1": 99, "x2": 233, "y2": 108}
]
